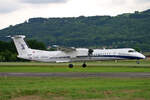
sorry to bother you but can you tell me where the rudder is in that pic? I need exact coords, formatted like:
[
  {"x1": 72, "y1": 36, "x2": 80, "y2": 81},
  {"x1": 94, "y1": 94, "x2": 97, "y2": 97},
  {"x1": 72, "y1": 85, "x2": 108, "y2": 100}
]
[{"x1": 11, "y1": 35, "x2": 29, "y2": 56}]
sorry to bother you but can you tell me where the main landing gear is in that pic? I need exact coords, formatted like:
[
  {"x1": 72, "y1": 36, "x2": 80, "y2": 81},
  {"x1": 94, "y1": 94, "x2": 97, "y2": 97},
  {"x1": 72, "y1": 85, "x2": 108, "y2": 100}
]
[
  {"x1": 68, "y1": 62, "x2": 87, "y2": 68},
  {"x1": 68, "y1": 64, "x2": 74, "y2": 68},
  {"x1": 82, "y1": 62, "x2": 87, "y2": 68}
]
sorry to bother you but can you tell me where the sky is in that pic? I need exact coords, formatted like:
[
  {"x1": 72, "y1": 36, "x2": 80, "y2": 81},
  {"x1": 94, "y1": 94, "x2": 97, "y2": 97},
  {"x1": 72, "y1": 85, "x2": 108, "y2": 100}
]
[{"x1": 0, "y1": 0, "x2": 150, "y2": 29}]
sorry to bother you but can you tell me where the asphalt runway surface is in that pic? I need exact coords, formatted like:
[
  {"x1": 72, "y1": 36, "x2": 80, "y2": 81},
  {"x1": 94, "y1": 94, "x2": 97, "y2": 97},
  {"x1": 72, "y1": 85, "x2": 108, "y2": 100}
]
[{"x1": 0, "y1": 72, "x2": 150, "y2": 78}]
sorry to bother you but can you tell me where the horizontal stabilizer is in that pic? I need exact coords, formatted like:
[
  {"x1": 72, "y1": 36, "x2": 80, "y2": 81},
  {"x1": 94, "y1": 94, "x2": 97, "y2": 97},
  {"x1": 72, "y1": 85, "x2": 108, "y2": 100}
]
[{"x1": 11, "y1": 35, "x2": 26, "y2": 39}]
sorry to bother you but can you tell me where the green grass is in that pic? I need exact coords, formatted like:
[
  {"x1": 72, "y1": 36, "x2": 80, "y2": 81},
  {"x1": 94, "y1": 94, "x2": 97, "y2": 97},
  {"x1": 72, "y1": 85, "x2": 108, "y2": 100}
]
[
  {"x1": 0, "y1": 60, "x2": 150, "y2": 72},
  {"x1": 0, "y1": 66, "x2": 150, "y2": 73},
  {"x1": 0, "y1": 60, "x2": 150, "y2": 100},
  {"x1": 0, "y1": 77, "x2": 150, "y2": 100}
]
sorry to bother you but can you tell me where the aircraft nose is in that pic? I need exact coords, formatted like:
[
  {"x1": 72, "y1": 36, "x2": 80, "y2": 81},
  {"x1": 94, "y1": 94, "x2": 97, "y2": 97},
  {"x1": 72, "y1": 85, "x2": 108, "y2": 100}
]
[
  {"x1": 142, "y1": 55, "x2": 146, "y2": 59},
  {"x1": 140, "y1": 54, "x2": 146, "y2": 59}
]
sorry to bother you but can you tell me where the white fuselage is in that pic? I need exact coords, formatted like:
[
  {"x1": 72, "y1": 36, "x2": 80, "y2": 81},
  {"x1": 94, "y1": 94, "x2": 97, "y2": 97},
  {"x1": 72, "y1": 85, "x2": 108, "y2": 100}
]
[
  {"x1": 18, "y1": 48, "x2": 145, "y2": 63},
  {"x1": 11, "y1": 35, "x2": 145, "y2": 63}
]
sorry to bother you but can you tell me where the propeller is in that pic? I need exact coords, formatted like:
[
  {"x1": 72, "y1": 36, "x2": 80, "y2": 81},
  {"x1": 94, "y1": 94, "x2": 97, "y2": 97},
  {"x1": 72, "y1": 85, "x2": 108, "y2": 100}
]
[{"x1": 88, "y1": 49, "x2": 93, "y2": 56}]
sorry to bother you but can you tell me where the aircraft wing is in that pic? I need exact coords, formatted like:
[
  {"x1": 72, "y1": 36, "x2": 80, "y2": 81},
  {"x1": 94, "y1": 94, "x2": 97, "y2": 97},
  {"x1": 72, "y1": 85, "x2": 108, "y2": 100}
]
[{"x1": 59, "y1": 47, "x2": 76, "y2": 53}]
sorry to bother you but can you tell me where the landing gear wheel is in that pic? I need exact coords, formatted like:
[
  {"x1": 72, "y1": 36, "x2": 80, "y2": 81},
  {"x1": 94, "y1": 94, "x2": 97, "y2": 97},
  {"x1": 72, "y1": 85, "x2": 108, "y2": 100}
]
[
  {"x1": 82, "y1": 63, "x2": 87, "y2": 68},
  {"x1": 68, "y1": 64, "x2": 73, "y2": 68},
  {"x1": 136, "y1": 60, "x2": 140, "y2": 64}
]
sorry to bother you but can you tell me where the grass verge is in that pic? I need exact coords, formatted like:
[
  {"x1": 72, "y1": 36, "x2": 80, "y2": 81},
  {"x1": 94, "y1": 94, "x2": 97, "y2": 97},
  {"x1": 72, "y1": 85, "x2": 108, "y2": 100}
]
[
  {"x1": 0, "y1": 60, "x2": 150, "y2": 73},
  {"x1": 0, "y1": 77, "x2": 150, "y2": 100}
]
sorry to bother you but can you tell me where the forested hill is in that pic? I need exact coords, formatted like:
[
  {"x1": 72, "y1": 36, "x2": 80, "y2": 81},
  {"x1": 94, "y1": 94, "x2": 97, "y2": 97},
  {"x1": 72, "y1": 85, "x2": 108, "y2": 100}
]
[{"x1": 0, "y1": 9, "x2": 150, "y2": 51}]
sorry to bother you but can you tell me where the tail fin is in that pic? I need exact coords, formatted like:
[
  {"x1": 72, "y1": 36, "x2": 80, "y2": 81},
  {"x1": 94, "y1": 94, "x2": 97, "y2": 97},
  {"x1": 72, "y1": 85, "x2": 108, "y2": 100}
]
[{"x1": 11, "y1": 35, "x2": 29, "y2": 56}]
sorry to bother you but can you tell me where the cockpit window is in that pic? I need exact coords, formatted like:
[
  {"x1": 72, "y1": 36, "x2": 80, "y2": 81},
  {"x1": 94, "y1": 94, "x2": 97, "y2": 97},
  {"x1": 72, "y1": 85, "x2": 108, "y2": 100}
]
[{"x1": 128, "y1": 50, "x2": 136, "y2": 53}]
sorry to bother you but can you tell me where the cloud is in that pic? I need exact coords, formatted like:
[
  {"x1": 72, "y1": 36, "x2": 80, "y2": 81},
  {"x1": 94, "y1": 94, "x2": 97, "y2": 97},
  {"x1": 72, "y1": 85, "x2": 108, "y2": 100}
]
[
  {"x1": 136, "y1": 0, "x2": 150, "y2": 3},
  {"x1": 21, "y1": 0, "x2": 68, "y2": 4},
  {"x1": 0, "y1": 6, "x2": 17, "y2": 14},
  {"x1": 0, "y1": 0, "x2": 19, "y2": 14},
  {"x1": 0, "y1": 0, "x2": 150, "y2": 29},
  {"x1": 111, "y1": 0, "x2": 127, "y2": 5}
]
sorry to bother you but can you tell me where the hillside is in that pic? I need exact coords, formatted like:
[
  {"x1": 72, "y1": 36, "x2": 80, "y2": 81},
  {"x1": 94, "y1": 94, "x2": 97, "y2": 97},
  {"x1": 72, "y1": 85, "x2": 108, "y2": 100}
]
[{"x1": 0, "y1": 9, "x2": 150, "y2": 51}]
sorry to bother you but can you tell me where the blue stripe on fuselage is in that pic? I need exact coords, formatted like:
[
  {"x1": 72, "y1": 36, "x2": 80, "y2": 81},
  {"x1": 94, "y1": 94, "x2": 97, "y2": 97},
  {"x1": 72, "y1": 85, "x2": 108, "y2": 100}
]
[
  {"x1": 77, "y1": 55, "x2": 143, "y2": 59},
  {"x1": 96, "y1": 55, "x2": 142, "y2": 59}
]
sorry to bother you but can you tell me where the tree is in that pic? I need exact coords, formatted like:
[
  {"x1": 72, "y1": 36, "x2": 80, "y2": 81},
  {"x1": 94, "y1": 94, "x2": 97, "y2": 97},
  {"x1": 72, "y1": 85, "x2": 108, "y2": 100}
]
[
  {"x1": 0, "y1": 40, "x2": 46, "y2": 62},
  {"x1": 27, "y1": 40, "x2": 46, "y2": 50}
]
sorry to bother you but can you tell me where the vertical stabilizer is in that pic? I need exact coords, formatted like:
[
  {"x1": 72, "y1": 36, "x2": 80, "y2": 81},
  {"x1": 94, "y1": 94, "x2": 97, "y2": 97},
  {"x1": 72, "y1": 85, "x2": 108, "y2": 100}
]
[{"x1": 11, "y1": 35, "x2": 29, "y2": 56}]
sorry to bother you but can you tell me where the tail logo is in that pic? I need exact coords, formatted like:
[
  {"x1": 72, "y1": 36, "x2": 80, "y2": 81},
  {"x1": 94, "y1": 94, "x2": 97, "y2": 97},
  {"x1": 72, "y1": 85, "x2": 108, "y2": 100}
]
[{"x1": 21, "y1": 44, "x2": 25, "y2": 50}]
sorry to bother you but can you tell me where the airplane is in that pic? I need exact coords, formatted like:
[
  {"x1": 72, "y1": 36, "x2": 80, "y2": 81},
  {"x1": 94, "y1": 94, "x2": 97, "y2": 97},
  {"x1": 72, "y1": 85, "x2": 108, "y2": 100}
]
[{"x1": 11, "y1": 35, "x2": 146, "y2": 68}]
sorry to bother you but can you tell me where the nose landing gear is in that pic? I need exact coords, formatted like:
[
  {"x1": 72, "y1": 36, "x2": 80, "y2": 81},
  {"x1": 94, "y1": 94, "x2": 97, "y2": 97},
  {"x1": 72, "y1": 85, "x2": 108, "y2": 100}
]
[{"x1": 136, "y1": 60, "x2": 140, "y2": 64}]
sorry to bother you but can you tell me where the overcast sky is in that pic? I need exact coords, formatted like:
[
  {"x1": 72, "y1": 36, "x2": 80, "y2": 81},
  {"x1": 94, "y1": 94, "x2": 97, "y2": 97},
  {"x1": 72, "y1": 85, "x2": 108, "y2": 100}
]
[{"x1": 0, "y1": 0, "x2": 150, "y2": 29}]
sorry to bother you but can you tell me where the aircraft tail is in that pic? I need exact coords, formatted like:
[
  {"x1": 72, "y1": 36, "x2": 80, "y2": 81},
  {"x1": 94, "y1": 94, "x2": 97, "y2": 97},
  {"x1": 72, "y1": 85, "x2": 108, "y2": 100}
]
[{"x1": 11, "y1": 35, "x2": 29, "y2": 56}]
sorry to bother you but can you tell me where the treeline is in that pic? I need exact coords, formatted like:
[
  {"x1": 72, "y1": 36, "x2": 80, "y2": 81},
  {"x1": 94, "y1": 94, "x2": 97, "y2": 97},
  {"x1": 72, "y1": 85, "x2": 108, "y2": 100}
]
[
  {"x1": 0, "y1": 9, "x2": 150, "y2": 51},
  {"x1": 0, "y1": 40, "x2": 46, "y2": 62}
]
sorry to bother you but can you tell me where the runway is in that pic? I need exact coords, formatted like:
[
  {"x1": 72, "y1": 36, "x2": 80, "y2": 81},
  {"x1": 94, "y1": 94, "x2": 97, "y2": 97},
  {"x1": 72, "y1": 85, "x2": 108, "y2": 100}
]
[{"x1": 0, "y1": 72, "x2": 150, "y2": 78}]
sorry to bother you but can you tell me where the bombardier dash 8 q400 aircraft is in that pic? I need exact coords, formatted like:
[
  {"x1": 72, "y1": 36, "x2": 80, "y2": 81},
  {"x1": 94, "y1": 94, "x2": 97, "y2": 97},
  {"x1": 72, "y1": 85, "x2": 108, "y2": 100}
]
[{"x1": 11, "y1": 35, "x2": 145, "y2": 68}]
